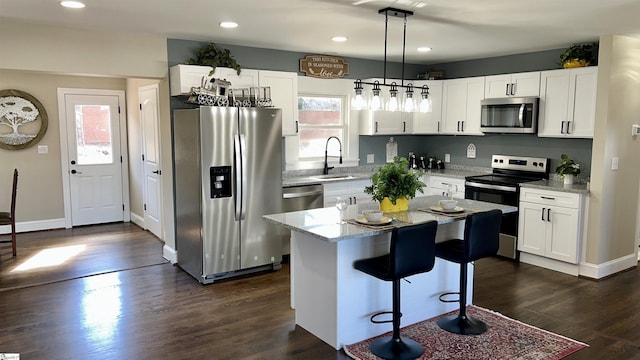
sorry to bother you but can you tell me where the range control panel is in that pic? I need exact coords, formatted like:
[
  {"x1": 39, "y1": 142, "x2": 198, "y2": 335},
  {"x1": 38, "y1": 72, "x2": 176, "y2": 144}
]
[
  {"x1": 210, "y1": 166, "x2": 232, "y2": 198},
  {"x1": 491, "y1": 155, "x2": 549, "y2": 173}
]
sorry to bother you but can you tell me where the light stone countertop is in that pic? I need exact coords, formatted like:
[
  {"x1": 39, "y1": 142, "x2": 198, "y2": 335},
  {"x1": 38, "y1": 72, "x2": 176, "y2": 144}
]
[
  {"x1": 263, "y1": 195, "x2": 517, "y2": 242},
  {"x1": 520, "y1": 179, "x2": 590, "y2": 195}
]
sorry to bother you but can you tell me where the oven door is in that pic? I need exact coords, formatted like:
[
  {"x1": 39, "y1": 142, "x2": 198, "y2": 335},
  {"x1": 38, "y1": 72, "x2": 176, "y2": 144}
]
[{"x1": 465, "y1": 181, "x2": 519, "y2": 259}]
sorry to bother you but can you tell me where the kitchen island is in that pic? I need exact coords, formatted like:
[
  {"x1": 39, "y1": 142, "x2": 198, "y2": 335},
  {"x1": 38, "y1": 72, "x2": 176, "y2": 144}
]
[{"x1": 263, "y1": 195, "x2": 516, "y2": 350}]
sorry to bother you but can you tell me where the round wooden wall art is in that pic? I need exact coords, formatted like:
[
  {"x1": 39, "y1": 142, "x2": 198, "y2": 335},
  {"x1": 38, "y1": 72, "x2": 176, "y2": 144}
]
[{"x1": 0, "y1": 89, "x2": 48, "y2": 150}]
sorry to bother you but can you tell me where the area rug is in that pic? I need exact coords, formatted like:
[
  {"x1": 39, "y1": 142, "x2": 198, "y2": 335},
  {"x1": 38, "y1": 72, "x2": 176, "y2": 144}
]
[{"x1": 344, "y1": 305, "x2": 588, "y2": 360}]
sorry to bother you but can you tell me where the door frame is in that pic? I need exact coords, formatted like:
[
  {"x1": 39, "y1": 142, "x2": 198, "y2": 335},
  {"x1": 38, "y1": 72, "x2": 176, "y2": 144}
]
[{"x1": 57, "y1": 88, "x2": 131, "y2": 228}]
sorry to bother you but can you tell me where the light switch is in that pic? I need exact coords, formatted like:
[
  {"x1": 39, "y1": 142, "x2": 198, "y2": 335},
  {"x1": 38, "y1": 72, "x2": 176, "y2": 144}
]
[
  {"x1": 444, "y1": 154, "x2": 451, "y2": 163},
  {"x1": 367, "y1": 154, "x2": 374, "y2": 164},
  {"x1": 37, "y1": 145, "x2": 48, "y2": 154},
  {"x1": 632, "y1": 124, "x2": 640, "y2": 136},
  {"x1": 611, "y1": 157, "x2": 619, "y2": 170}
]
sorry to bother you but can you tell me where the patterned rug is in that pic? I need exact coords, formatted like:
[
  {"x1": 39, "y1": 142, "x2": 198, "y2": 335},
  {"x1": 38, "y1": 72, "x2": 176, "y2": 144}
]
[{"x1": 344, "y1": 305, "x2": 588, "y2": 360}]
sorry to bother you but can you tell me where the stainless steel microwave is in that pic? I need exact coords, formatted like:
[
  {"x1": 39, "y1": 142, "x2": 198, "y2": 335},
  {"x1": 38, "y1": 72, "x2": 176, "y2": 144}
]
[{"x1": 480, "y1": 97, "x2": 539, "y2": 134}]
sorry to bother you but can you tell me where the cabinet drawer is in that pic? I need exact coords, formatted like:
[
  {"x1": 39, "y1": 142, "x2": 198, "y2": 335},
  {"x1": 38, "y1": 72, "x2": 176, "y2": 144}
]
[{"x1": 519, "y1": 187, "x2": 580, "y2": 209}]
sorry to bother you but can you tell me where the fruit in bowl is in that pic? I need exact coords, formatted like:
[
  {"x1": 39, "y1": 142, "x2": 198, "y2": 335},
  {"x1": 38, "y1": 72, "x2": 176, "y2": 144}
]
[
  {"x1": 439, "y1": 199, "x2": 458, "y2": 210},
  {"x1": 362, "y1": 210, "x2": 384, "y2": 222}
]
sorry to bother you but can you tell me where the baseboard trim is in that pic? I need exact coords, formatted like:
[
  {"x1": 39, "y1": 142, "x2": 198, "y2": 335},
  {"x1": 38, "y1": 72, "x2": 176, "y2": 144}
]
[
  {"x1": 0, "y1": 218, "x2": 66, "y2": 234},
  {"x1": 579, "y1": 254, "x2": 638, "y2": 279},
  {"x1": 163, "y1": 245, "x2": 177, "y2": 264},
  {"x1": 130, "y1": 212, "x2": 145, "y2": 229},
  {"x1": 519, "y1": 253, "x2": 579, "y2": 276}
]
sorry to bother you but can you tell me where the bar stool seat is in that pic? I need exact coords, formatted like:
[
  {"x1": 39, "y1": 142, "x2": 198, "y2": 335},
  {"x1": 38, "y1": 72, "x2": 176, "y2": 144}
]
[
  {"x1": 353, "y1": 221, "x2": 438, "y2": 360},
  {"x1": 435, "y1": 209, "x2": 502, "y2": 335}
]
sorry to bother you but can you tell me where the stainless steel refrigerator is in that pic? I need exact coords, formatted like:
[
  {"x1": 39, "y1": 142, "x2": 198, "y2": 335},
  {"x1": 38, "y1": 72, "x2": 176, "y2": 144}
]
[{"x1": 173, "y1": 106, "x2": 283, "y2": 283}]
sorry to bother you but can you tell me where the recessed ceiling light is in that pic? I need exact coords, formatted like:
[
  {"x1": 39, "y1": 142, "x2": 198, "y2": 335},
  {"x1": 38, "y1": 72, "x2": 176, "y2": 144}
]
[
  {"x1": 332, "y1": 36, "x2": 348, "y2": 42},
  {"x1": 219, "y1": 21, "x2": 238, "y2": 29},
  {"x1": 417, "y1": 47, "x2": 432, "y2": 52},
  {"x1": 60, "y1": 1, "x2": 85, "y2": 8}
]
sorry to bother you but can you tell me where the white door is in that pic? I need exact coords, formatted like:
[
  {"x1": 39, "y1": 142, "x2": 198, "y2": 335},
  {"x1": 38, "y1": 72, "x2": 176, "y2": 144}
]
[
  {"x1": 139, "y1": 85, "x2": 162, "y2": 238},
  {"x1": 61, "y1": 92, "x2": 125, "y2": 226}
]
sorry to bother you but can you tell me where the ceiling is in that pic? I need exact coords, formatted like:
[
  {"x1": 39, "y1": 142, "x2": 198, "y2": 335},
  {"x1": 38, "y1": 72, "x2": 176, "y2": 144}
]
[{"x1": 2, "y1": 0, "x2": 640, "y2": 64}]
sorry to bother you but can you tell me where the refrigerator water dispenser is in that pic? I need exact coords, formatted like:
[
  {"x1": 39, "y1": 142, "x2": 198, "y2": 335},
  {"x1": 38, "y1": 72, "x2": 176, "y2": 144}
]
[{"x1": 210, "y1": 166, "x2": 232, "y2": 198}]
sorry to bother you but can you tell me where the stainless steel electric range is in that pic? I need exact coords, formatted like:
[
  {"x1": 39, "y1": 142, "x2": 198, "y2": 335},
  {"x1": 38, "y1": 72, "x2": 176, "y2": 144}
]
[{"x1": 465, "y1": 154, "x2": 549, "y2": 260}]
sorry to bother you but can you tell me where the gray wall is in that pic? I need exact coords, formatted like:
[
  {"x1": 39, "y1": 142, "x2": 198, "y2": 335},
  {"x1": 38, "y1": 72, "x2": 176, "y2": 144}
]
[{"x1": 167, "y1": 39, "x2": 593, "y2": 177}]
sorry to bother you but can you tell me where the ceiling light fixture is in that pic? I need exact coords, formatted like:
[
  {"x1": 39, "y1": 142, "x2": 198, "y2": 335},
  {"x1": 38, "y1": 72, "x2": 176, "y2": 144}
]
[
  {"x1": 352, "y1": 7, "x2": 431, "y2": 113},
  {"x1": 331, "y1": 36, "x2": 348, "y2": 42},
  {"x1": 417, "y1": 46, "x2": 432, "y2": 52},
  {"x1": 60, "y1": 1, "x2": 85, "y2": 8},
  {"x1": 219, "y1": 21, "x2": 238, "y2": 29}
]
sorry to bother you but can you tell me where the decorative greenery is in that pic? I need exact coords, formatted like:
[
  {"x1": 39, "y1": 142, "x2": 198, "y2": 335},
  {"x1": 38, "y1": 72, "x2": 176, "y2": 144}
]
[
  {"x1": 559, "y1": 43, "x2": 597, "y2": 65},
  {"x1": 364, "y1": 157, "x2": 426, "y2": 204},
  {"x1": 555, "y1": 154, "x2": 581, "y2": 177},
  {"x1": 185, "y1": 43, "x2": 242, "y2": 75}
]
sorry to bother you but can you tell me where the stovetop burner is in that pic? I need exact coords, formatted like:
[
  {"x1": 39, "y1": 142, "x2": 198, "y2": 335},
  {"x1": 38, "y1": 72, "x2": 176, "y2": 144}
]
[
  {"x1": 465, "y1": 155, "x2": 550, "y2": 188},
  {"x1": 465, "y1": 174, "x2": 540, "y2": 187}
]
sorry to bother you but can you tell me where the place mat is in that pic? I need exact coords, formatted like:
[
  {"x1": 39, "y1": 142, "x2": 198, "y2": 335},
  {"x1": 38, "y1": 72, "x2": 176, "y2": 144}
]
[
  {"x1": 345, "y1": 217, "x2": 412, "y2": 231},
  {"x1": 418, "y1": 207, "x2": 477, "y2": 219}
]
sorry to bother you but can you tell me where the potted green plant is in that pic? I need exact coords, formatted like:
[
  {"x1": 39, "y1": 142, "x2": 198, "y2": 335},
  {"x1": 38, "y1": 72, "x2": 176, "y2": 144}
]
[
  {"x1": 185, "y1": 43, "x2": 242, "y2": 75},
  {"x1": 560, "y1": 43, "x2": 597, "y2": 68},
  {"x1": 555, "y1": 154, "x2": 581, "y2": 185},
  {"x1": 364, "y1": 156, "x2": 426, "y2": 212}
]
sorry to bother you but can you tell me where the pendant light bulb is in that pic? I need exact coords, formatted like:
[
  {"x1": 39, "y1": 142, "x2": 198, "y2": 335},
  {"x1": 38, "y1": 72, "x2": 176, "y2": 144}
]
[
  {"x1": 387, "y1": 82, "x2": 399, "y2": 112},
  {"x1": 352, "y1": 80, "x2": 366, "y2": 110},
  {"x1": 403, "y1": 84, "x2": 415, "y2": 112},
  {"x1": 370, "y1": 81, "x2": 382, "y2": 111},
  {"x1": 420, "y1": 85, "x2": 433, "y2": 113}
]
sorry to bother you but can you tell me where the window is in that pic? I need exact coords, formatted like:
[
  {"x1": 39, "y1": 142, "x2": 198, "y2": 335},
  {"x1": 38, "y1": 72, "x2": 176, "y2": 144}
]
[{"x1": 297, "y1": 95, "x2": 345, "y2": 160}]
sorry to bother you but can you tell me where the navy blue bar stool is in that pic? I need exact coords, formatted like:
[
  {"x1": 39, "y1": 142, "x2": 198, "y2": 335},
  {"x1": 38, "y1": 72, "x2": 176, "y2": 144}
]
[
  {"x1": 435, "y1": 209, "x2": 502, "y2": 335},
  {"x1": 353, "y1": 221, "x2": 438, "y2": 360}
]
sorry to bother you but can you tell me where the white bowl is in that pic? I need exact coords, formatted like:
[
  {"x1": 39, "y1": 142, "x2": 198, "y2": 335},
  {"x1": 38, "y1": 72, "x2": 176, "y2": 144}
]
[
  {"x1": 362, "y1": 210, "x2": 384, "y2": 222},
  {"x1": 439, "y1": 199, "x2": 458, "y2": 210}
]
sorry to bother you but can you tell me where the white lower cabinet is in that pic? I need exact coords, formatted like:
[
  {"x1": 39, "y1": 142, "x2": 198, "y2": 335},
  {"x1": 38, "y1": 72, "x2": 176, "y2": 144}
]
[
  {"x1": 518, "y1": 188, "x2": 583, "y2": 263},
  {"x1": 425, "y1": 175, "x2": 465, "y2": 199},
  {"x1": 323, "y1": 179, "x2": 372, "y2": 208}
]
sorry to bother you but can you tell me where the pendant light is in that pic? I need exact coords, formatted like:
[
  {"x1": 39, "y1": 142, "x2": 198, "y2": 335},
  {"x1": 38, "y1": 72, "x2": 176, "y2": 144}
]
[{"x1": 352, "y1": 7, "x2": 431, "y2": 113}]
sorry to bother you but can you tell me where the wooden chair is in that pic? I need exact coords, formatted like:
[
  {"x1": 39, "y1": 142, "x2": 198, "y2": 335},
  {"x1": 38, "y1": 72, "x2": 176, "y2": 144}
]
[{"x1": 0, "y1": 169, "x2": 18, "y2": 257}]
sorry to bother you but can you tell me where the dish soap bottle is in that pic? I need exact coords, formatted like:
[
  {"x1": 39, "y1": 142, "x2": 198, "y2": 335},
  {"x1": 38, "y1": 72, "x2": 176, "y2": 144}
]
[{"x1": 386, "y1": 137, "x2": 398, "y2": 163}]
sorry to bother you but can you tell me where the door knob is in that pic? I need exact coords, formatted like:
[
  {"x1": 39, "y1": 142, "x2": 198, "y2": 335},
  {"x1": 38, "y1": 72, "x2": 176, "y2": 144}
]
[
  {"x1": 152, "y1": 170, "x2": 162, "y2": 175},
  {"x1": 71, "y1": 160, "x2": 76, "y2": 165},
  {"x1": 71, "y1": 169, "x2": 82, "y2": 174}
]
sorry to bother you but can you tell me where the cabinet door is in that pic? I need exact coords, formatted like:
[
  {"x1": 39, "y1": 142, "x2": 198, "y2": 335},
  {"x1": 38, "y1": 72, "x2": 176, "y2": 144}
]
[
  {"x1": 214, "y1": 67, "x2": 259, "y2": 89},
  {"x1": 547, "y1": 206, "x2": 580, "y2": 263},
  {"x1": 511, "y1": 72, "x2": 541, "y2": 97},
  {"x1": 441, "y1": 79, "x2": 468, "y2": 134},
  {"x1": 169, "y1": 64, "x2": 212, "y2": 96},
  {"x1": 359, "y1": 110, "x2": 406, "y2": 135},
  {"x1": 258, "y1": 70, "x2": 299, "y2": 136},
  {"x1": 463, "y1": 77, "x2": 485, "y2": 134},
  {"x1": 567, "y1": 67, "x2": 597, "y2": 138},
  {"x1": 517, "y1": 202, "x2": 547, "y2": 256},
  {"x1": 484, "y1": 75, "x2": 512, "y2": 98},
  {"x1": 410, "y1": 80, "x2": 443, "y2": 134},
  {"x1": 538, "y1": 69, "x2": 571, "y2": 137}
]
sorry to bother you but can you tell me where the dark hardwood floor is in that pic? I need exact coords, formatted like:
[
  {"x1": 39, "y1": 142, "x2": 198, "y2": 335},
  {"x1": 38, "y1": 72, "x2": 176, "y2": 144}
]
[{"x1": 1, "y1": 224, "x2": 639, "y2": 359}]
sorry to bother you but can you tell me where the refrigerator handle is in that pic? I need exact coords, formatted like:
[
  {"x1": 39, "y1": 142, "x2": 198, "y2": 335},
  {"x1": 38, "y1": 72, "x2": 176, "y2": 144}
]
[
  {"x1": 239, "y1": 134, "x2": 248, "y2": 220},
  {"x1": 234, "y1": 134, "x2": 242, "y2": 221}
]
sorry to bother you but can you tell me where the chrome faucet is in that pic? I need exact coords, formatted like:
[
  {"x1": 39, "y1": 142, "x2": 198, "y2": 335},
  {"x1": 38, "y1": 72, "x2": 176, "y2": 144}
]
[{"x1": 323, "y1": 136, "x2": 342, "y2": 174}]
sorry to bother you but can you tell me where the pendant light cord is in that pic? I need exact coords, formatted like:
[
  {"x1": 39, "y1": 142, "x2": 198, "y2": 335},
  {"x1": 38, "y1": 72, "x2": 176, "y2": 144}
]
[
  {"x1": 401, "y1": 14, "x2": 407, "y2": 87},
  {"x1": 383, "y1": 11, "x2": 388, "y2": 84}
]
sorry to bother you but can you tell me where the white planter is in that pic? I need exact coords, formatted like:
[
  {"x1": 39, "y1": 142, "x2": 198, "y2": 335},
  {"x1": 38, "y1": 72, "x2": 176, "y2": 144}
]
[{"x1": 563, "y1": 174, "x2": 575, "y2": 185}]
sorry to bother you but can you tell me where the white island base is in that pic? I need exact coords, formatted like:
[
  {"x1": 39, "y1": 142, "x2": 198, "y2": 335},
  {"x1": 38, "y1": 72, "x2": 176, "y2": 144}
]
[{"x1": 290, "y1": 221, "x2": 472, "y2": 350}]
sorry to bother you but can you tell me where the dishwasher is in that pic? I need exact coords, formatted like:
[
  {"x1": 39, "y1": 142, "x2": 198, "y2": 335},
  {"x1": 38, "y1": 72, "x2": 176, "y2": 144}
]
[{"x1": 282, "y1": 184, "x2": 324, "y2": 256}]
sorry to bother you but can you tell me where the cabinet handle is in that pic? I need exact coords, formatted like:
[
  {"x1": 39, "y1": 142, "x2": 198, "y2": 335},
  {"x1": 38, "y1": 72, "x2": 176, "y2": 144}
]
[
  {"x1": 353, "y1": 197, "x2": 357, "y2": 205},
  {"x1": 457, "y1": 121, "x2": 461, "y2": 132},
  {"x1": 510, "y1": 83, "x2": 516, "y2": 96},
  {"x1": 375, "y1": 121, "x2": 378, "y2": 133},
  {"x1": 403, "y1": 121, "x2": 406, "y2": 133},
  {"x1": 560, "y1": 121, "x2": 565, "y2": 134},
  {"x1": 437, "y1": 121, "x2": 440, "y2": 132},
  {"x1": 547, "y1": 208, "x2": 551, "y2": 222},
  {"x1": 461, "y1": 121, "x2": 465, "y2": 132},
  {"x1": 295, "y1": 120, "x2": 299, "y2": 133},
  {"x1": 541, "y1": 207, "x2": 545, "y2": 221},
  {"x1": 567, "y1": 121, "x2": 572, "y2": 134},
  {"x1": 505, "y1": 84, "x2": 510, "y2": 96},
  {"x1": 541, "y1": 196, "x2": 555, "y2": 200}
]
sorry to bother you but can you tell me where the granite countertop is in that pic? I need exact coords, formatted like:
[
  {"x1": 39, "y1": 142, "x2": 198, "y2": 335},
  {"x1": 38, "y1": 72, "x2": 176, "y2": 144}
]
[
  {"x1": 520, "y1": 179, "x2": 590, "y2": 195},
  {"x1": 263, "y1": 195, "x2": 517, "y2": 242}
]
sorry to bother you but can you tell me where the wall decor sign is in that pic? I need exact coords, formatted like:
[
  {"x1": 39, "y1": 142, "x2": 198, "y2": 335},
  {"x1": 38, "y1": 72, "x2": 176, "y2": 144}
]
[
  {"x1": 0, "y1": 89, "x2": 48, "y2": 150},
  {"x1": 299, "y1": 55, "x2": 350, "y2": 79}
]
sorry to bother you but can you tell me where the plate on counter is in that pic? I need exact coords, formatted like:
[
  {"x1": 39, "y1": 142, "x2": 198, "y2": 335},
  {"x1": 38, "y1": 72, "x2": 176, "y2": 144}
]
[
  {"x1": 355, "y1": 216, "x2": 393, "y2": 225},
  {"x1": 429, "y1": 205, "x2": 465, "y2": 213}
]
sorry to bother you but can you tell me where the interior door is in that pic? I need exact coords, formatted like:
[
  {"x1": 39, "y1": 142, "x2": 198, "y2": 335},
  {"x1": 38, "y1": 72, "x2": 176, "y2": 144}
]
[
  {"x1": 139, "y1": 85, "x2": 162, "y2": 238},
  {"x1": 63, "y1": 93, "x2": 124, "y2": 226}
]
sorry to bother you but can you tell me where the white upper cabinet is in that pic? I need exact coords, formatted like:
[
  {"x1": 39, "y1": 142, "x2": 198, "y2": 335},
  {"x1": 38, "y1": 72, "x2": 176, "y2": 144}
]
[
  {"x1": 214, "y1": 67, "x2": 259, "y2": 89},
  {"x1": 484, "y1": 71, "x2": 541, "y2": 98},
  {"x1": 169, "y1": 64, "x2": 212, "y2": 96},
  {"x1": 441, "y1": 76, "x2": 485, "y2": 135},
  {"x1": 258, "y1": 70, "x2": 299, "y2": 136},
  {"x1": 409, "y1": 80, "x2": 443, "y2": 134},
  {"x1": 359, "y1": 110, "x2": 410, "y2": 135},
  {"x1": 538, "y1": 67, "x2": 598, "y2": 138}
]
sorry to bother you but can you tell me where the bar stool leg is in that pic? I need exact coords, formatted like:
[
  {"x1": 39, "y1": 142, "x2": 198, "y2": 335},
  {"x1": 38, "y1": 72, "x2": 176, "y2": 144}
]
[
  {"x1": 437, "y1": 262, "x2": 488, "y2": 335},
  {"x1": 369, "y1": 279, "x2": 424, "y2": 360}
]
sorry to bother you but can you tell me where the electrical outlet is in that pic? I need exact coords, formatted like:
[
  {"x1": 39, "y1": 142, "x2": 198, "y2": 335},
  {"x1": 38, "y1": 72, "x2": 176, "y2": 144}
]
[
  {"x1": 367, "y1": 154, "x2": 374, "y2": 163},
  {"x1": 37, "y1": 145, "x2": 48, "y2": 154},
  {"x1": 466, "y1": 143, "x2": 476, "y2": 159},
  {"x1": 444, "y1": 154, "x2": 450, "y2": 163},
  {"x1": 611, "y1": 157, "x2": 619, "y2": 170}
]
